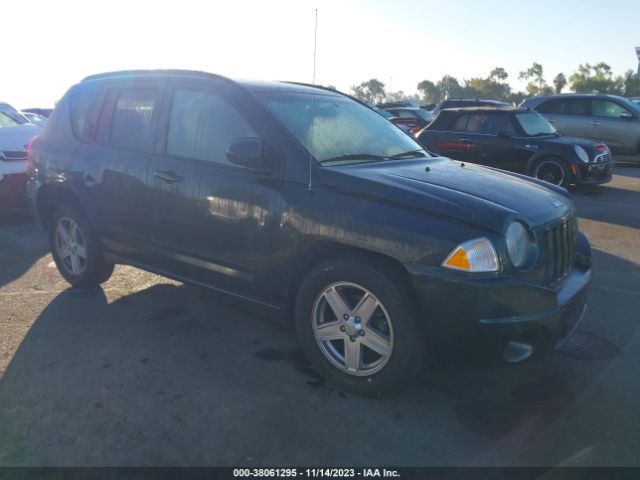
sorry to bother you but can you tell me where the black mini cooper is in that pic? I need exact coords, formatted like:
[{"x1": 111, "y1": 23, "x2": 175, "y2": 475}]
[
  {"x1": 416, "y1": 106, "x2": 615, "y2": 187},
  {"x1": 28, "y1": 71, "x2": 591, "y2": 396}
]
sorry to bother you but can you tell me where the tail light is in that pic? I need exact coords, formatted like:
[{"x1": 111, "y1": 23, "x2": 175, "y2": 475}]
[{"x1": 27, "y1": 135, "x2": 39, "y2": 173}]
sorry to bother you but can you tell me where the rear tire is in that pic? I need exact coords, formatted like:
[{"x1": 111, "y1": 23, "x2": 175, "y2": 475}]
[
  {"x1": 532, "y1": 156, "x2": 572, "y2": 187},
  {"x1": 294, "y1": 254, "x2": 426, "y2": 397},
  {"x1": 49, "y1": 203, "x2": 114, "y2": 288}
]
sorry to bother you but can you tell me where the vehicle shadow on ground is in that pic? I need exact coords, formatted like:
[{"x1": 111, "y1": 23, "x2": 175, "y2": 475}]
[
  {"x1": 570, "y1": 183, "x2": 640, "y2": 230},
  {"x1": 0, "y1": 213, "x2": 49, "y2": 289},
  {"x1": 420, "y1": 247, "x2": 639, "y2": 465},
  {"x1": 0, "y1": 247, "x2": 638, "y2": 466},
  {"x1": 609, "y1": 163, "x2": 640, "y2": 178}
]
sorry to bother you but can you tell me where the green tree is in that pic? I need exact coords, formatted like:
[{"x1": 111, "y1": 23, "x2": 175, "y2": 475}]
[
  {"x1": 350, "y1": 79, "x2": 386, "y2": 104},
  {"x1": 436, "y1": 75, "x2": 462, "y2": 98},
  {"x1": 416, "y1": 80, "x2": 442, "y2": 103},
  {"x1": 464, "y1": 67, "x2": 512, "y2": 100},
  {"x1": 519, "y1": 62, "x2": 553, "y2": 96},
  {"x1": 489, "y1": 67, "x2": 509, "y2": 81},
  {"x1": 553, "y1": 73, "x2": 567, "y2": 94},
  {"x1": 569, "y1": 63, "x2": 622, "y2": 94},
  {"x1": 620, "y1": 70, "x2": 640, "y2": 97}
]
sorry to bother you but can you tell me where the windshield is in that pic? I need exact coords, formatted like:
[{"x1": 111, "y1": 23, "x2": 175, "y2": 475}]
[
  {"x1": 256, "y1": 92, "x2": 427, "y2": 164},
  {"x1": 0, "y1": 111, "x2": 20, "y2": 128},
  {"x1": 375, "y1": 108, "x2": 394, "y2": 119},
  {"x1": 515, "y1": 111, "x2": 558, "y2": 136},
  {"x1": 414, "y1": 109, "x2": 434, "y2": 122},
  {"x1": 622, "y1": 97, "x2": 640, "y2": 115}
]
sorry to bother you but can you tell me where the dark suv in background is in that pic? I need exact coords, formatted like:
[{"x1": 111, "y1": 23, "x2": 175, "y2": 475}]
[
  {"x1": 28, "y1": 70, "x2": 591, "y2": 396},
  {"x1": 417, "y1": 107, "x2": 614, "y2": 187},
  {"x1": 521, "y1": 93, "x2": 640, "y2": 162},
  {"x1": 432, "y1": 98, "x2": 511, "y2": 116}
]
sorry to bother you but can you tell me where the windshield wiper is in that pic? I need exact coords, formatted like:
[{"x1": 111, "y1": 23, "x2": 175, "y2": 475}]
[
  {"x1": 388, "y1": 149, "x2": 427, "y2": 159},
  {"x1": 531, "y1": 132, "x2": 556, "y2": 137},
  {"x1": 319, "y1": 153, "x2": 387, "y2": 164}
]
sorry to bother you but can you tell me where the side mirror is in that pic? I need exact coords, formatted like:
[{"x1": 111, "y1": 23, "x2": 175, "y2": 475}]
[
  {"x1": 226, "y1": 137, "x2": 276, "y2": 174},
  {"x1": 497, "y1": 131, "x2": 512, "y2": 139},
  {"x1": 619, "y1": 112, "x2": 634, "y2": 120}
]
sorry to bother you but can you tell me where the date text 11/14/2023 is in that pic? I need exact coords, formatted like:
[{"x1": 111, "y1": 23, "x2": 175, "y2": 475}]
[{"x1": 232, "y1": 468, "x2": 401, "y2": 478}]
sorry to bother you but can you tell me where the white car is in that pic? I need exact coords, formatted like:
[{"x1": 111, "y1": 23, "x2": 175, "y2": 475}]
[{"x1": 0, "y1": 112, "x2": 42, "y2": 208}]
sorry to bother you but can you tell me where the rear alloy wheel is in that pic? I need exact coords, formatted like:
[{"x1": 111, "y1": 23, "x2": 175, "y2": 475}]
[
  {"x1": 532, "y1": 157, "x2": 571, "y2": 187},
  {"x1": 54, "y1": 216, "x2": 88, "y2": 276},
  {"x1": 49, "y1": 203, "x2": 114, "y2": 288},
  {"x1": 295, "y1": 256, "x2": 425, "y2": 396}
]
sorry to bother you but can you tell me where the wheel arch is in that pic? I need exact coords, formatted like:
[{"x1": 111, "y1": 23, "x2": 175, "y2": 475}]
[
  {"x1": 35, "y1": 184, "x2": 85, "y2": 228},
  {"x1": 525, "y1": 153, "x2": 573, "y2": 179},
  {"x1": 282, "y1": 240, "x2": 416, "y2": 322}
]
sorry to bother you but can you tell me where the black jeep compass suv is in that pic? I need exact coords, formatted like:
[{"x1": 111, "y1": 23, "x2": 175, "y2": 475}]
[{"x1": 27, "y1": 70, "x2": 591, "y2": 396}]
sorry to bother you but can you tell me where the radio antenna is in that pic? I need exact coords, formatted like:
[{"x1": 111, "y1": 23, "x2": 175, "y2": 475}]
[{"x1": 308, "y1": 8, "x2": 318, "y2": 191}]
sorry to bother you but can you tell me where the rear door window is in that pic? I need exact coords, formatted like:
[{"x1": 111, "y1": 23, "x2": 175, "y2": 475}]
[
  {"x1": 537, "y1": 98, "x2": 587, "y2": 115},
  {"x1": 108, "y1": 87, "x2": 161, "y2": 151}
]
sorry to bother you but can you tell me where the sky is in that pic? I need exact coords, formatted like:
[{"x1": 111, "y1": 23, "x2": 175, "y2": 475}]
[{"x1": 2, "y1": 0, "x2": 640, "y2": 108}]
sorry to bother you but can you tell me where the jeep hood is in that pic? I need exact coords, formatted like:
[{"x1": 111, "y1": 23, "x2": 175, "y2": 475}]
[{"x1": 316, "y1": 157, "x2": 574, "y2": 233}]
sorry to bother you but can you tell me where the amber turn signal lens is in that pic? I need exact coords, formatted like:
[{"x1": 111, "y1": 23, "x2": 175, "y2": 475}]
[{"x1": 443, "y1": 247, "x2": 469, "y2": 270}]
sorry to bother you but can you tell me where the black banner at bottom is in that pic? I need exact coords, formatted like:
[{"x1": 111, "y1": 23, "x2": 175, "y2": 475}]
[{"x1": 1, "y1": 467, "x2": 640, "y2": 480}]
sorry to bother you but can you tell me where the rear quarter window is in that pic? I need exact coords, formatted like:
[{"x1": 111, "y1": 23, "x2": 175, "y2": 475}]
[{"x1": 69, "y1": 88, "x2": 101, "y2": 140}]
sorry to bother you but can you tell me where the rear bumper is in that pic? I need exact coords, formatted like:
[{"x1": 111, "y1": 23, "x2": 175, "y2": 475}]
[
  {"x1": 574, "y1": 159, "x2": 615, "y2": 185},
  {"x1": 407, "y1": 260, "x2": 591, "y2": 365}
]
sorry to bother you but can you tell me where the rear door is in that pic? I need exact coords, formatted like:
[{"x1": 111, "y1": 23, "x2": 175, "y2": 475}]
[
  {"x1": 535, "y1": 97, "x2": 591, "y2": 138},
  {"x1": 148, "y1": 78, "x2": 286, "y2": 301},
  {"x1": 76, "y1": 80, "x2": 164, "y2": 263},
  {"x1": 589, "y1": 99, "x2": 638, "y2": 154}
]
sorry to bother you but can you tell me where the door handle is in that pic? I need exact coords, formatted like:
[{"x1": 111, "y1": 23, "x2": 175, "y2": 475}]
[
  {"x1": 591, "y1": 121, "x2": 600, "y2": 126},
  {"x1": 154, "y1": 170, "x2": 182, "y2": 183},
  {"x1": 459, "y1": 139, "x2": 471, "y2": 143},
  {"x1": 84, "y1": 173, "x2": 97, "y2": 186}
]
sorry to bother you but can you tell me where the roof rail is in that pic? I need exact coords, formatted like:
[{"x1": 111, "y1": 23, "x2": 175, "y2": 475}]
[{"x1": 81, "y1": 69, "x2": 230, "y2": 83}]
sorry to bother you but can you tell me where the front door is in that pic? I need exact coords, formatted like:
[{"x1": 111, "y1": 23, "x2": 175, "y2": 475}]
[
  {"x1": 148, "y1": 79, "x2": 286, "y2": 302},
  {"x1": 589, "y1": 99, "x2": 638, "y2": 154},
  {"x1": 465, "y1": 112, "x2": 520, "y2": 171}
]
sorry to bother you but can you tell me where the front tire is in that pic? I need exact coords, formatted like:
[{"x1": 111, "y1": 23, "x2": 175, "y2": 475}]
[
  {"x1": 295, "y1": 255, "x2": 425, "y2": 396},
  {"x1": 49, "y1": 203, "x2": 114, "y2": 288},
  {"x1": 532, "y1": 156, "x2": 572, "y2": 187}
]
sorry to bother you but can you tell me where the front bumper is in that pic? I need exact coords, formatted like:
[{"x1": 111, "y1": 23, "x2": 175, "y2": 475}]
[
  {"x1": 574, "y1": 159, "x2": 615, "y2": 185},
  {"x1": 407, "y1": 261, "x2": 591, "y2": 365}
]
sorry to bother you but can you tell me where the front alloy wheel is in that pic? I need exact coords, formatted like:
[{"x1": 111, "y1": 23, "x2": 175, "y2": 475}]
[
  {"x1": 312, "y1": 282, "x2": 393, "y2": 376},
  {"x1": 295, "y1": 255, "x2": 426, "y2": 396}
]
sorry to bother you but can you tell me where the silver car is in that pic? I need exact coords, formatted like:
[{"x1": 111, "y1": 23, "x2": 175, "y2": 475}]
[{"x1": 521, "y1": 94, "x2": 640, "y2": 162}]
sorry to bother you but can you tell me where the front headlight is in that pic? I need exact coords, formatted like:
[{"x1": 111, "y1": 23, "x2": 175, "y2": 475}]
[
  {"x1": 574, "y1": 145, "x2": 590, "y2": 163},
  {"x1": 506, "y1": 221, "x2": 531, "y2": 268},
  {"x1": 442, "y1": 237, "x2": 499, "y2": 272}
]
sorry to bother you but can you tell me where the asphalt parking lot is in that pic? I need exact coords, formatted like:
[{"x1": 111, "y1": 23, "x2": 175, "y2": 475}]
[{"x1": 0, "y1": 167, "x2": 638, "y2": 467}]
